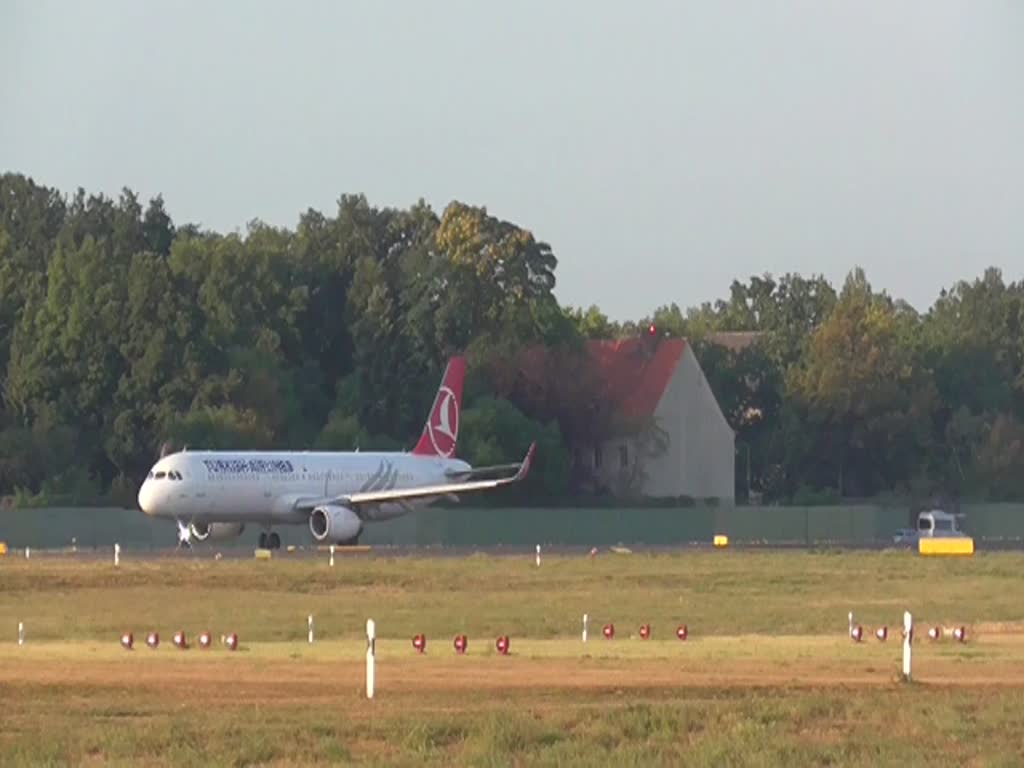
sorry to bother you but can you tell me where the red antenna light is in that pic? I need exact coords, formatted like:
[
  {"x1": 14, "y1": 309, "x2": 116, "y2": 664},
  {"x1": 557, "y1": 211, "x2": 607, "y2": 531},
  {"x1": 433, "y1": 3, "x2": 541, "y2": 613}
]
[{"x1": 648, "y1": 323, "x2": 657, "y2": 336}]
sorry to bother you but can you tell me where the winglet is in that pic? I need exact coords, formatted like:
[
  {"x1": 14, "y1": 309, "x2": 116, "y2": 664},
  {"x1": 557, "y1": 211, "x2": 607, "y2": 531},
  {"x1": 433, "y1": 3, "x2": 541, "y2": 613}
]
[{"x1": 515, "y1": 442, "x2": 537, "y2": 481}]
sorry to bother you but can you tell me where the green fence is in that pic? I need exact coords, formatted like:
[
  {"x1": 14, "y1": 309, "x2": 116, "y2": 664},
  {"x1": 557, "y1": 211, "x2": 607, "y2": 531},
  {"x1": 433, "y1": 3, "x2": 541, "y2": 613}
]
[{"x1": 1, "y1": 504, "x2": 1021, "y2": 551}]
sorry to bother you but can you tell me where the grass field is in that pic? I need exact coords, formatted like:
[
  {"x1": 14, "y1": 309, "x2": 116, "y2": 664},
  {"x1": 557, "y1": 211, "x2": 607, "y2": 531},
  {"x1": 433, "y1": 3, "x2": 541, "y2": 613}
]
[{"x1": 3, "y1": 547, "x2": 1024, "y2": 765}]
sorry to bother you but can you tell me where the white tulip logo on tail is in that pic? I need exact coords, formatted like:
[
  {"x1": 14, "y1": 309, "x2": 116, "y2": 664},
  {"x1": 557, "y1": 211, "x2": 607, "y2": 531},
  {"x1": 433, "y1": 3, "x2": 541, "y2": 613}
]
[
  {"x1": 412, "y1": 357, "x2": 466, "y2": 459},
  {"x1": 428, "y1": 387, "x2": 459, "y2": 458}
]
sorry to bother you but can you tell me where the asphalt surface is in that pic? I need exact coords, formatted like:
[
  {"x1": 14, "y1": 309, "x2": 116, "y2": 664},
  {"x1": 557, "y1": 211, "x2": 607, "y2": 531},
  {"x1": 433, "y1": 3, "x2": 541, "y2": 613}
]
[{"x1": 8, "y1": 538, "x2": 1024, "y2": 561}]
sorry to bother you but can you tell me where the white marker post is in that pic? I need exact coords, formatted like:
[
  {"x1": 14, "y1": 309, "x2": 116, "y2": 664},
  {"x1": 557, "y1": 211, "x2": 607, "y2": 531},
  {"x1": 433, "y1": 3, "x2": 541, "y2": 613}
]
[
  {"x1": 848, "y1": 611, "x2": 853, "y2": 637},
  {"x1": 366, "y1": 619, "x2": 376, "y2": 699},
  {"x1": 17, "y1": 621, "x2": 24, "y2": 646},
  {"x1": 329, "y1": 545, "x2": 335, "y2": 567},
  {"x1": 114, "y1": 543, "x2": 120, "y2": 567},
  {"x1": 582, "y1": 613, "x2": 588, "y2": 643},
  {"x1": 903, "y1": 611, "x2": 913, "y2": 681},
  {"x1": 24, "y1": 547, "x2": 29, "y2": 560},
  {"x1": 308, "y1": 614, "x2": 314, "y2": 644},
  {"x1": 535, "y1": 544, "x2": 541, "y2": 567}
]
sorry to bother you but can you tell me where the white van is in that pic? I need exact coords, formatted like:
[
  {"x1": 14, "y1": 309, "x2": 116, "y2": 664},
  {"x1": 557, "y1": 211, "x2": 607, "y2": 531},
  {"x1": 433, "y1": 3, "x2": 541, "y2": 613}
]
[{"x1": 916, "y1": 509, "x2": 965, "y2": 538}]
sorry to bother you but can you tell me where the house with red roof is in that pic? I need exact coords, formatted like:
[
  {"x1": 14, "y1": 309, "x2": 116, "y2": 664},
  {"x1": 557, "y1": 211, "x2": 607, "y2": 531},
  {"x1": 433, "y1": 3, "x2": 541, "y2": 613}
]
[
  {"x1": 495, "y1": 331, "x2": 736, "y2": 502},
  {"x1": 579, "y1": 333, "x2": 735, "y2": 502}
]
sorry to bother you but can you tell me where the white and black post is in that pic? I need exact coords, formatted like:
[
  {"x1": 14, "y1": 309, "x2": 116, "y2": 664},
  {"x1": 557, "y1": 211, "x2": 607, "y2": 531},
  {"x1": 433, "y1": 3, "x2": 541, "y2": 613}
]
[
  {"x1": 366, "y1": 618, "x2": 376, "y2": 699},
  {"x1": 114, "y1": 542, "x2": 121, "y2": 567},
  {"x1": 308, "y1": 614, "x2": 314, "y2": 644},
  {"x1": 535, "y1": 544, "x2": 541, "y2": 567},
  {"x1": 903, "y1": 610, "x2": 913, "y2": 681},
  {"x1": 582, "y1": 613, "x2": 588, "y2": 643},
  {"x1": 329, "y1": 545, "x2": 335, "y2": 567},
  {"x1": 17, "y1": 621, "x2": 24, "y2": 646}
]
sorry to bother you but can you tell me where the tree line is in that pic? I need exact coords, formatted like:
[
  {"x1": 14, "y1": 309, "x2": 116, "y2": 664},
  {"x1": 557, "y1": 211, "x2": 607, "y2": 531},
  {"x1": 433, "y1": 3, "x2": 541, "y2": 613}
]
[{"x1": 0, "y1": 172, "x2": 1021, "y2": 507}]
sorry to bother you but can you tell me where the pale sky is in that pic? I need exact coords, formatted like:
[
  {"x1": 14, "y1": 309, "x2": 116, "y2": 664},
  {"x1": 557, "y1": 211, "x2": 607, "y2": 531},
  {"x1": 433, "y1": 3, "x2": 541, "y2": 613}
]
[{"x1": 2, "y1": 1, "x2": 1022, "y2": 320}]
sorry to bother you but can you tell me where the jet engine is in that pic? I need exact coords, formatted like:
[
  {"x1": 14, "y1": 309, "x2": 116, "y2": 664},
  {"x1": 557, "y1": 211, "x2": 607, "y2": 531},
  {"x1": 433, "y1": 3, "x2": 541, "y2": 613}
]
[
  {"x1": 309, "y1": 504, "x2": 362, "y2": 544},
  {"x1": 190, "y1": 521, "x2": 245, "y2": 541}
]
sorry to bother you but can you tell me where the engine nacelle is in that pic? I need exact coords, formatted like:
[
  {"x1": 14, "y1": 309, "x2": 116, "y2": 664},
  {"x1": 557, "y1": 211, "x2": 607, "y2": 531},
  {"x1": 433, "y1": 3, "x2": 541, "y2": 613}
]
[
  {"x1": 190, "y1": 521, "x2": 245, "y2": 541},
  {"x1": 309, "y1": 504, "x2": 362, "y2": 544}
]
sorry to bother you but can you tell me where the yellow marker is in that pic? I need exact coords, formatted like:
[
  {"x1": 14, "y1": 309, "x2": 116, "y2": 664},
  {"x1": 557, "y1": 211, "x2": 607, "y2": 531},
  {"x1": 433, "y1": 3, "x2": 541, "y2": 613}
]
[
  {"x1": 713, "y1": 534, "x2": 729, "y2": 548},
  {"x1": 918, "y1": 537, "x2": 974, "y2": 556},
  {"x1": 0, "y1": 541, "x2": 7, "y2": 556},
  {"x1": 254, "y1": 548, "x2": 273, "y2": 560}
]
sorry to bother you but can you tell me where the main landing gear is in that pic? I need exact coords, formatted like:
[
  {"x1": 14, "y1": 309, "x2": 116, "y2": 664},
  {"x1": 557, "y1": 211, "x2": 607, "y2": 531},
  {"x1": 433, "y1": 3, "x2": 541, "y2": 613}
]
[{"x1": 258, "y1": 531, "x2": 281, "y2": 550}]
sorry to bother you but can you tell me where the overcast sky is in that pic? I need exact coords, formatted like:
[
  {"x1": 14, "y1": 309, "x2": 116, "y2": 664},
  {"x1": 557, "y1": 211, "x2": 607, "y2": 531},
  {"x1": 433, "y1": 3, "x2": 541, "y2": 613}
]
[{"x1": 2, "y1": 1, "x2": 1021, "y2": 320}]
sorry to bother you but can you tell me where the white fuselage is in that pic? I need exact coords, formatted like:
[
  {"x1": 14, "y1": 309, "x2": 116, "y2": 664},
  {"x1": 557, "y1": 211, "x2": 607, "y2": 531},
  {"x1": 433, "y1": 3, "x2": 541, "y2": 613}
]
[{"x1": 137, "y1": 450, "x2": 471, "y2": 525}]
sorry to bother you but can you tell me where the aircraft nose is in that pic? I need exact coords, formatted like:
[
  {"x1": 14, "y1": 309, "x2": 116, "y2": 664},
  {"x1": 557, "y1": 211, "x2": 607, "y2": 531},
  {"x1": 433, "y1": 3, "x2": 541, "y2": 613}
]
[{"x1": 138, "y1": 482, "x2": 154, "y2": 516}]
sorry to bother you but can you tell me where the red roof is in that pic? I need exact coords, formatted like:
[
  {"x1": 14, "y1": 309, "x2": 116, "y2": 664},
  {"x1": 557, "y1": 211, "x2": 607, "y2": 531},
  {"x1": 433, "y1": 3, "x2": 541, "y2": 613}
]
[
  {"x1": 585, "y1": 338, "x2": 686, "y2": 419},
  {"x1": 493, "y1": 337, "x2": 687, "y2": 428}
]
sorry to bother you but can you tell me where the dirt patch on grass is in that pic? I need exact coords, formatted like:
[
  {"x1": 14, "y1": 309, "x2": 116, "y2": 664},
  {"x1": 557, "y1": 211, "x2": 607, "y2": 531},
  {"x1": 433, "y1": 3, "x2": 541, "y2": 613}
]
[{"x1": 5, "y1": 651, "x2": 1024, "y2": 708}]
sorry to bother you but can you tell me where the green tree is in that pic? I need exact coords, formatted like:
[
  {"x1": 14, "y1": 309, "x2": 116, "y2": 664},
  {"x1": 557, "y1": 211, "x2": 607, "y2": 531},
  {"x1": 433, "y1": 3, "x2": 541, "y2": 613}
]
[
  {"x1": 459, "y1": 396, "x2": 570, "y2": 500},
  {"x1": 563, "y1": 304, "x2": 618, "y2": 339},
  {"x1": 165, "y1": 405, "x2": 275, "y2": 450},
  {"x1": 0, "y1": 174, "x2": 66, "y2": 371},
  {"x1": 787, "y1": 269, "x2": 936, "y2": 497}
]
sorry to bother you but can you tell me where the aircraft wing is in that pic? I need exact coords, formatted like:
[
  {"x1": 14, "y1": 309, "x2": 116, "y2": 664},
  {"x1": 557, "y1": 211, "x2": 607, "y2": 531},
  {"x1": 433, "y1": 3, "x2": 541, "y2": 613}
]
[
  {"x1": 444, "y1": 461, "x2": 523, "y2": 479},
  {"x1": 293, "y1": 442, "x2": 535, "y2": 513}
]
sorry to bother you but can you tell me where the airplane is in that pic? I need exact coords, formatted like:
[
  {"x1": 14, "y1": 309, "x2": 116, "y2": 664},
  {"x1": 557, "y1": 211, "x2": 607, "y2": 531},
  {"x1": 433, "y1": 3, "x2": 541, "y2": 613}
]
[{"x1": 136, "y1": 356, "x2": 535, "y2": 549}]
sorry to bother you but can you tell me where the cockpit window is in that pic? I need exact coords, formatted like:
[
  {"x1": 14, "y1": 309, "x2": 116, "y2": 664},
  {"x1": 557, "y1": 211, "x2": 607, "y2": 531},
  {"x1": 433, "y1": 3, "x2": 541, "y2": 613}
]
[
  {"x1": 155, "y1": 471, "x2": 166, "y2": 480},
  {"x1": 147, "y1": 471, "x2": 154, "y2": 479}
]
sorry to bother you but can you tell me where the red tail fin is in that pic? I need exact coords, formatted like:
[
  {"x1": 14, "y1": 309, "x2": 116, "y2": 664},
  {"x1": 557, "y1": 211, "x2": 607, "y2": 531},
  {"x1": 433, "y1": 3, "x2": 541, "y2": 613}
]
[{"x1": 412, "y1": 357, "x2": 466, "y2": 458}]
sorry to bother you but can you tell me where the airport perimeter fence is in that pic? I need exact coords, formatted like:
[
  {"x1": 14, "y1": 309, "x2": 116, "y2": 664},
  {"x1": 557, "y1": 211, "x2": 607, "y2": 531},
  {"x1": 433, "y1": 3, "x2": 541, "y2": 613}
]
[{"x1": 2, "y1": 503, "x2": 1023, "y2": 551}]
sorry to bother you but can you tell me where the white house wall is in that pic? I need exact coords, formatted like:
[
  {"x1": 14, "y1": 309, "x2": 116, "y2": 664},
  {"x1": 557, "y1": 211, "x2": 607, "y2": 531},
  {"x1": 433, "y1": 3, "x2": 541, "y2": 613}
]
[{"x1": 639, "y1": 346, "x2": 735, "y2": 502}]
